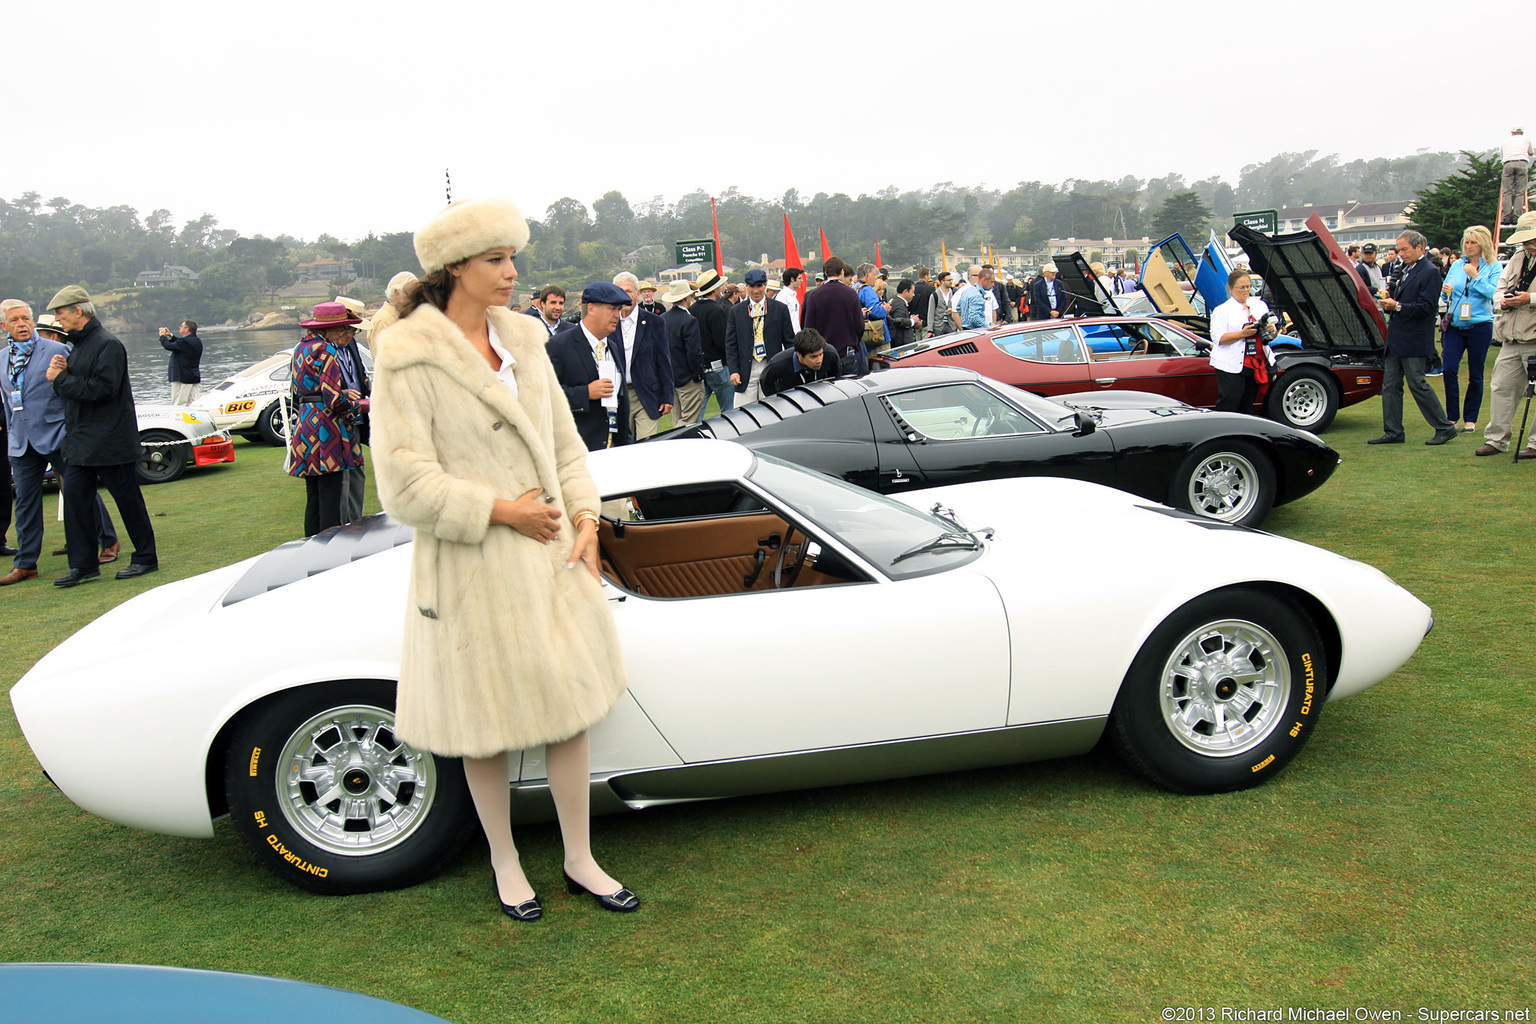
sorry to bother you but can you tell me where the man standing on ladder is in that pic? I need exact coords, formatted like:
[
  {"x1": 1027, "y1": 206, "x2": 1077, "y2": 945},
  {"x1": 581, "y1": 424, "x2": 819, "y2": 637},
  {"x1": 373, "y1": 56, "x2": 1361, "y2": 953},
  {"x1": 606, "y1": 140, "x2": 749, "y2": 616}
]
[{"x1": 1502, "y1": 126, "x2": 1533, "y2": 227}]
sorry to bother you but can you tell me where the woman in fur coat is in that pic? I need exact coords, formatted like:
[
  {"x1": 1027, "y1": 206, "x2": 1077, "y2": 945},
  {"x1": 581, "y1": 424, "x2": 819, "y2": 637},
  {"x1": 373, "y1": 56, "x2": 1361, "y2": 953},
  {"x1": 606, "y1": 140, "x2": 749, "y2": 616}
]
[{"x1": 371, "y1": 199, "x2": 637, "y2": 921}]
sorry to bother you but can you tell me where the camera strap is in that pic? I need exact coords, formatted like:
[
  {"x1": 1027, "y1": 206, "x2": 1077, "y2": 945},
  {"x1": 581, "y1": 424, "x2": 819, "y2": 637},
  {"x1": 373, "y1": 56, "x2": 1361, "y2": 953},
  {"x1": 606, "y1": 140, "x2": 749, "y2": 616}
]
[{"x1": 1515, "y1": 251, "x2": 1536, "y2": 294}]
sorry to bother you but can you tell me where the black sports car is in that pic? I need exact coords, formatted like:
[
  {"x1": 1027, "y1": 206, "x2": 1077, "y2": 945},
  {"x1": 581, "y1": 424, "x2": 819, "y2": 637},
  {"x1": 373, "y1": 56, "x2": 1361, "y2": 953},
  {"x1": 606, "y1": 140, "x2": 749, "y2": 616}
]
[{"x1": 657, "y1": 367, "x2": 1339, "y2": 527}]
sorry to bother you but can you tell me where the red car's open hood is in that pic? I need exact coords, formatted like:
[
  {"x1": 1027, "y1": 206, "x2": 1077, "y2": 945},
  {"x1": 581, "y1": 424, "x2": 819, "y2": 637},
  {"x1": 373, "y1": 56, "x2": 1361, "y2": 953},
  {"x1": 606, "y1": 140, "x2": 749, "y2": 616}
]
[{"x1": 1229, "y1": 214, "x2": 1386, "y2": 356}]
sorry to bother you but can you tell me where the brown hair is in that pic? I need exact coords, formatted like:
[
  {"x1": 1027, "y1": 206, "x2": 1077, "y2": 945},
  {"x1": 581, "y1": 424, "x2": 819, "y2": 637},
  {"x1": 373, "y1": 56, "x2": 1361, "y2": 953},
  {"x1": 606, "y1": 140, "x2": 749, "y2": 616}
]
[
  {"x1": 1227, "y1": 269, "x2": 1251, "y2": 288},
  {"x1": 398, "y1": 267, "x2": 457, "y2": 318}
]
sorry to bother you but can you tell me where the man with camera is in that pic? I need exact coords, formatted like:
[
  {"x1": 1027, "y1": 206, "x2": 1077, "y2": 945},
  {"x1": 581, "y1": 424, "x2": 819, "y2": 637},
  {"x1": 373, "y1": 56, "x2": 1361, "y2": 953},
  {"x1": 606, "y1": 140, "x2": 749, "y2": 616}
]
[
  {"x1": 157, "y1": 320, "x2": 203, "y2": 405},
  {"x1": 1475, "y1": 212, "x2": 1536, "y2": 457},
  {"x1": 1371, "y1": 231, "x2": 1458, "y2": 446}
]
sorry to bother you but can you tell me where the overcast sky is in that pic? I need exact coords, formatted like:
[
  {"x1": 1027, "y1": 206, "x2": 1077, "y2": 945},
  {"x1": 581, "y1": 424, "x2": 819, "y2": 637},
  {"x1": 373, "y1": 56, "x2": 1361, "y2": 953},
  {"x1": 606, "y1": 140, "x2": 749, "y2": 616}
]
[{"x1": 8, "y1": 0, "x2": 1522, "y2": 244}]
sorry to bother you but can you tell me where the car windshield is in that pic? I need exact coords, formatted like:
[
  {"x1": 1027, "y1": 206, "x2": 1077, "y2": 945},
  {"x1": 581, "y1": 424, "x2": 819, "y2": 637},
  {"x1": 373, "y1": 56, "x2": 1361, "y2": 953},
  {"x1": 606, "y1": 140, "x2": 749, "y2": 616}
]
[{"x1": 746, "y1": 454, "x2": 984, "y2": 580}]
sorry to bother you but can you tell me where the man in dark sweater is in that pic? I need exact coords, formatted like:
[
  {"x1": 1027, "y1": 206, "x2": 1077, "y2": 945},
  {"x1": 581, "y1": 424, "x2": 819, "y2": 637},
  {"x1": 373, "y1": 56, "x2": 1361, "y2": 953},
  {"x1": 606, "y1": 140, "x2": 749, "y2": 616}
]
[
  {"x1": 158, "y1": 320, "x2": 203, "y2": 404},
  {"x1": 800, "y1": 257, "x2": 867, "y2": 376},
  {"x1": 1370, "y1": 230, "x2": 1457, "y2": 446}
]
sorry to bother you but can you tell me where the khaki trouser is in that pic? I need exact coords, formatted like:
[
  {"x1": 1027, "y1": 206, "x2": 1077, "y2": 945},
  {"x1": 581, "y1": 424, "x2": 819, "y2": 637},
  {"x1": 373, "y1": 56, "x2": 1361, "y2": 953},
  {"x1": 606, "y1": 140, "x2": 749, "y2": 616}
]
[
  {"x1": 626, "y1": 384, "x2": 662, "y2": 441},
  {"x1": 672, "y1": 379, "x2": 707, "y2": 426},
  {"x1": 170, "y1": 382, "x2": 200, "y2": 405},
  {"x1": 738, "y1": 359, "x2": 767, "y2": 406},
  {"x1": 1482, "y1": 339, "x2": 1536, "y2": 450}
]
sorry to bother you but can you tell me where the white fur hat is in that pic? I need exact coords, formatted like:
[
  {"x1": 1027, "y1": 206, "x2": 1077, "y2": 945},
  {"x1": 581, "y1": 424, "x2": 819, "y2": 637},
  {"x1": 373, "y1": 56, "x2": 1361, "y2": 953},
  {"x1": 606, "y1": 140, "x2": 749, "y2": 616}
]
[{"x1": 414, "y1": 198, "x2": 530, "y2": 274}]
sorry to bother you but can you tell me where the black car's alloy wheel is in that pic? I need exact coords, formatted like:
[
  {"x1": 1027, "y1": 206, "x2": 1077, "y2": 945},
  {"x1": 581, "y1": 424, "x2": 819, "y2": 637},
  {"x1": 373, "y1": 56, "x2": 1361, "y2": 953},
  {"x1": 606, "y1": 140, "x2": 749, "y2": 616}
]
[
  {"x1": 225, "y1": 680, "x2": 473, "y2": 894},
  {"x1": 1108, "y1": 588, "x2": 1327, "y2": 794},
  {"x1": 1170, "y1": 440, "x2": 1276, "y2": 528}
]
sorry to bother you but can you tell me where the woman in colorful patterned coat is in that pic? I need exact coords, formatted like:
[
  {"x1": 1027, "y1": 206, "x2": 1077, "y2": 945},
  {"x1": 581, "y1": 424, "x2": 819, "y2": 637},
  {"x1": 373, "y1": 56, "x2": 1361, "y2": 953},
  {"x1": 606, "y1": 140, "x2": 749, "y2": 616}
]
[{"x1": 287, "y1": 302, "x2": 364, "y2": 536}]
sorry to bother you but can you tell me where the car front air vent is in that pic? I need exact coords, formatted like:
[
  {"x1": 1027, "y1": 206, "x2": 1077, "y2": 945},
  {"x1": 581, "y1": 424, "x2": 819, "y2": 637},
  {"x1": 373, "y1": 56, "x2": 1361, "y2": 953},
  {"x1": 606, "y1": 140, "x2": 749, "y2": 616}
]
[
  {"x1": 221, "y1": 513, "x2": 414, "y2": 606},
  {"x1": 939, "y1": 342, "x2": 979, "y2": 356}
]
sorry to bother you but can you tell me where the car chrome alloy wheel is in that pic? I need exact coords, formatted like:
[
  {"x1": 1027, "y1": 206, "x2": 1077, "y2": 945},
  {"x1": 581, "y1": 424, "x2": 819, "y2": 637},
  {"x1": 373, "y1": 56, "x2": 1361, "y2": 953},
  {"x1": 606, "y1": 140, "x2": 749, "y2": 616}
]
[
  {"x1": 277, "y1": 704, "x2": 438, "y2": 856},
  {"x1": 1187, "y1": 451, "x2": 1260, "y2": 522},
  {"x1": 1157, "y1": 618, "x2": 1289, "y2": 756},
  {"x1": 1280, "y1": 377, "x2": 1329, "y2": 429}
]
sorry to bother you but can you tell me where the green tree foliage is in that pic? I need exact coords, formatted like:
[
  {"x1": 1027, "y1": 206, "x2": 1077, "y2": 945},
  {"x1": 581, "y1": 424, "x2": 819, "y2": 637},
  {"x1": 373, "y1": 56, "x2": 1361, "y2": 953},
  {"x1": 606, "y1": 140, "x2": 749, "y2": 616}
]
[
  {"x1": 1152, "y1": 192, "x2": 1215, "y2": 244},
  {"x1": 1406, "y1": 151, "x2": 1502, "y2": 249}
]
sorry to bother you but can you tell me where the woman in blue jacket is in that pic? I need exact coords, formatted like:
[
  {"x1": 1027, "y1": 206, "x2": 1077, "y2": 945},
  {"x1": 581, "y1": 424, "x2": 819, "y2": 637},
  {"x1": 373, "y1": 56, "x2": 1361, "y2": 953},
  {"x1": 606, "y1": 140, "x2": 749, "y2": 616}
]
[{"x1": 1440, "y1": 225, "x2": 1502, "y2": 432}]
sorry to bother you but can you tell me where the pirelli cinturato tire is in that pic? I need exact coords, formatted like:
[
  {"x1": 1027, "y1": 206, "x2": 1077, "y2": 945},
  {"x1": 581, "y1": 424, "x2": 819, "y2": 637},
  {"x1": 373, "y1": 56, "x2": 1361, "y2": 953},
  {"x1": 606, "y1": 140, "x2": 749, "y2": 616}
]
[
  {"x1": 1108, "y1": 588, "x2": 1327, "y2": 794},
  {"x1": 224, "y1": 680, "x2": 472, "y2": 894}
]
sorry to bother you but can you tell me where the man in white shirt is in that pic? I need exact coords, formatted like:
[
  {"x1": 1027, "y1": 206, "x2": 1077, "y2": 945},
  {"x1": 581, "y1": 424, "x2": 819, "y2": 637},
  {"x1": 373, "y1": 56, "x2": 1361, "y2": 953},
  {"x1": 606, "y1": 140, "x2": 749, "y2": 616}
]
[
  {"x1": 774, "y1": 268, "x2": 804, "y2": 331},
  {"x1": 1502, "y1": 126, "x2": 1533, "y2": 225}
]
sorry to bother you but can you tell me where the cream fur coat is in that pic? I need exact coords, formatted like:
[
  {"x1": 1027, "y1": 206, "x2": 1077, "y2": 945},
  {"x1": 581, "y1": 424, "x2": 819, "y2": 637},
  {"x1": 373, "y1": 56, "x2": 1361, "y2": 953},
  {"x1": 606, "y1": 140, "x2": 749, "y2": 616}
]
[{"x1": 371, "y1": 304, "x2": 626, "y2": 757}]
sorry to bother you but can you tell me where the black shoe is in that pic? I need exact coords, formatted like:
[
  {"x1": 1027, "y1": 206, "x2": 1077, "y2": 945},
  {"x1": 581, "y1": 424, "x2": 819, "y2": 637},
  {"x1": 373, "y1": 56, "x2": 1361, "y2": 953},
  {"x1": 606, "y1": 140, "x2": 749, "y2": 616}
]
[
  {"x1": 499, "y1": 895, "x2": 543, "y2": 921},
  {"x1": 564, "y1": 871, "x2": 640, "y2": 912},
  {"x1": 494, "y1": 875, "x2": 542, "y2": 921},
  {"x1": 1366, "y1": 436, "x2": 1405, "y2": 445},
  {"x1": 54, "y1": 568, "x2": 101, "y2": 588},
  {"x1": 0, "y1": 544, "x2": 16, "y2": 557},
  {"x1": 1426, "y1": 430, "x2": 1458, "y2": 445},
  {"x1": 115, "y1": 563, "x2": 159, "y2": 580}
]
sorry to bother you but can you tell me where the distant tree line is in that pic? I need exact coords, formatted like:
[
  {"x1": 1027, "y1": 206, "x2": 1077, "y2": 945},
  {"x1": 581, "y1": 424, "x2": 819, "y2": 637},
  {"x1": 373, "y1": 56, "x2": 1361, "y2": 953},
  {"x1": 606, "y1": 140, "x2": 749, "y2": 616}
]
[{"x1": 0, "y1": 148, "x2": 1483, "y2": 327}]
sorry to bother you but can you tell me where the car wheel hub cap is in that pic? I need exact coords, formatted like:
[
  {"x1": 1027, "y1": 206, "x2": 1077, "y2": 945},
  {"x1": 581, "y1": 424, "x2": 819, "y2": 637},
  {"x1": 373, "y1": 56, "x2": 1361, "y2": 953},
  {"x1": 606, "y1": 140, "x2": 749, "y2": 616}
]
[
  {"x1": 278, "y1": 704, "x2": 437, "y2": 856},
  {"x1": 1285, "y1": 381, "x2": 1326, "y2": 425},
  {"x1": 1189, "y1": 453, "x2": 1257, "y2": 521},
  {"x1": 1159, "y1": 619, "x2": 1289, "y2": 756}
]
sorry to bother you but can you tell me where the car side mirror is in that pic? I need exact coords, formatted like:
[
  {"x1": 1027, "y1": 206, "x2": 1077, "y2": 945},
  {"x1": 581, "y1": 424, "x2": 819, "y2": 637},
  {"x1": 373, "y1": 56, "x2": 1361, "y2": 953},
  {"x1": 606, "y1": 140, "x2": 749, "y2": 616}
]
[
  {"x1": 1195, "y1": 339, "x2": 1212, "y2": 354},
  {"x1": 1073, "y1": 411, "x2": 1096, "y2": 437}
]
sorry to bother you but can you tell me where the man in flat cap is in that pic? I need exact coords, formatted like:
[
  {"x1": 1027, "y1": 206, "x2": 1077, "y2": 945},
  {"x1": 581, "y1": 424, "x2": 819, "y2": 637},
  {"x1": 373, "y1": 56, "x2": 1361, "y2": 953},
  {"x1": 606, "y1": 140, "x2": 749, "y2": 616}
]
[
  {"x1": 546, "y1": 281, "x2": 633, "y2": 450},
  {"x1": 725, "y1": 268, "x2": 795, "y2": 405},
  {"x1": 44, "y1": 285, "x2": 159, "y2": 586}
]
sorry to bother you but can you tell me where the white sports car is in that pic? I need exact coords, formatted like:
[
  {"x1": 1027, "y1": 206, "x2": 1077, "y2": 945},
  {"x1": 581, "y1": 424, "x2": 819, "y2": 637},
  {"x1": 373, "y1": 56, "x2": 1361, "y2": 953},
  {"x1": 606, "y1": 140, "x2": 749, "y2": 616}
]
[{"x1": 10, "y1": 441, "x2": 1431, "y2": 894}]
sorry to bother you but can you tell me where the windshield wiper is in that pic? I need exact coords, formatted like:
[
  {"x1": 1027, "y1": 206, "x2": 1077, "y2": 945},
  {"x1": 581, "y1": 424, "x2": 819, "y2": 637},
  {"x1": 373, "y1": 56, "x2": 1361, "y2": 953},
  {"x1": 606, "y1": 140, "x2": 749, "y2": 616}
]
[
  {"x1": 892, "y1": 531, "x2": 983, "y2": 565},
  {"x1": 928, "y1": 503, "x2": 996, "y2": 541}
]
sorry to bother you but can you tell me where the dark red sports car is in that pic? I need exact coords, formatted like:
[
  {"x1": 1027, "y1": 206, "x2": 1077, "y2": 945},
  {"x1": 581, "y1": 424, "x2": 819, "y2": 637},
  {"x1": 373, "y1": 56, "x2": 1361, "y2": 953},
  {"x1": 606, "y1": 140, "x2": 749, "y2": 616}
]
[{"x1": 882, "y1": 218, "x2": 1386, "y2": 433}]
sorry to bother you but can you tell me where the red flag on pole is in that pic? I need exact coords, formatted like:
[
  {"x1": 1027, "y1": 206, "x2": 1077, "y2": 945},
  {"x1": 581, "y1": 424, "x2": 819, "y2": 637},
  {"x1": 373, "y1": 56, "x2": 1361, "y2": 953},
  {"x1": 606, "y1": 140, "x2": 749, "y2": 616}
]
[
  {"x1": 820, "y1": 228, "x2": 831, "y2": 261},
  {"x1": 874, "y1": 236, "x2": 882, "y2": 269},
  {"x1": 710, "y1": 197, "x2": 723, "y2": 275},
  {"x1": 784, "y1": 214, "x2": 805, "y2": 308}
]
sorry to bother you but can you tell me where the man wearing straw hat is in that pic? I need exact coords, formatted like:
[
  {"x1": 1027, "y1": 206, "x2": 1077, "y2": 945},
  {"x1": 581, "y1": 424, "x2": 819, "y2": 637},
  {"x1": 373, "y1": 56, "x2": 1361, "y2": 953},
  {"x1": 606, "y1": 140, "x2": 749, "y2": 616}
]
[{"x1": 1476, "y1": 212, "x2": 1536, "y2": 457}]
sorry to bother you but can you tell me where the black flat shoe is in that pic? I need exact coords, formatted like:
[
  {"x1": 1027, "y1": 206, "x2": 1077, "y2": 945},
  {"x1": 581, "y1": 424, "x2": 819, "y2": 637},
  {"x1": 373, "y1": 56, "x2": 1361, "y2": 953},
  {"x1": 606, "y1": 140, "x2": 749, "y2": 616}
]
[
  {"x1": 1366, "y1": 436, "x2": 1405, "y2": 445},
  {"x1": 564, "y1": 870, "x2": 639, "y2": 912},
  {"x1": 54, "y1": 568, "x2": 101, "y2": 588},
  {"x1": 495, "y1": 877, "x2": 543, "y2": 921},
  {"x1": 1425, "y1": 431, "x2": 1458, "y2": 445},
  {"x1": 0, "y1": 544, "x2": 16, "y2": 557},
  {"x1": 115, "y1": 563, "x2": 159, "y2": 580}
]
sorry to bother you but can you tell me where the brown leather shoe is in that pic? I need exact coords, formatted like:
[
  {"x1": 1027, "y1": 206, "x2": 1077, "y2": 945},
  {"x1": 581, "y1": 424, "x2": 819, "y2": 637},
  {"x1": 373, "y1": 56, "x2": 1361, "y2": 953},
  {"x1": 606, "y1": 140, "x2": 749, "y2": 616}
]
[
  {"x1": 98, "y1": 542, "x2": 120, "y2": 564},
  {"x1": 0, "y1": 567, "x2": 39, "y2": 585},
  {"x1": 1474, "y1": 444, "x2": 1503, "y2": 456}
]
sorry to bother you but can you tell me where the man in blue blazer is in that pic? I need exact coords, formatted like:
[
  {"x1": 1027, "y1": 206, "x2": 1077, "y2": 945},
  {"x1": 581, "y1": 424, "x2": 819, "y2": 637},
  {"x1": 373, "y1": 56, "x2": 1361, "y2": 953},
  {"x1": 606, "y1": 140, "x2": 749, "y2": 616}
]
[
  {"x1": 725, "y1": 268, "x2": 797, "y2": 404},
  {"x1": 612, "y1": 273, "x2": 673, "y2": 440},
  {"x1": 1, "y1": 302, "x2": 117, "y2": 584},
  {"x1": 1371, "y1": 230, "x2": 1458, "y2": 446},
  {"x1": 546, "y1": 281, "x2": 632, "y2": 451}
]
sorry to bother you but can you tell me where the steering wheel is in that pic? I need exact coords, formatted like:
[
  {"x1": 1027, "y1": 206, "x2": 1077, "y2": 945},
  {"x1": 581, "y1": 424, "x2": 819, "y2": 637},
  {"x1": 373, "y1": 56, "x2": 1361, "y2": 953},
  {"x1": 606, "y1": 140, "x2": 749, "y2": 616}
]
[
  {"x1": 1127, "y1": 341, "x2": 1148, "y2": 357},
  {"x1": 772, "y1": 527, "x2": 804, "y2": 589}
]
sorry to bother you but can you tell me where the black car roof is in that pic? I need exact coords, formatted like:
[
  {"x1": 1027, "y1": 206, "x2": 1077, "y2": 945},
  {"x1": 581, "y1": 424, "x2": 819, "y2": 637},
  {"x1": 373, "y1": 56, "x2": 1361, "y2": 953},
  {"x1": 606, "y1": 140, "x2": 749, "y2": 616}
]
[{"x1": 668, "y1": 367, "x2": 988, "y2": 440}]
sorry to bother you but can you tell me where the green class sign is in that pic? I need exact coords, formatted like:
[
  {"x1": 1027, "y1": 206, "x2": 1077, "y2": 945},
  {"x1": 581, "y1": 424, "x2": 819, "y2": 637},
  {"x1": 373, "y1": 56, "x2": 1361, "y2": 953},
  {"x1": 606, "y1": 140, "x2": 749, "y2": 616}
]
[{"x1": 676, "y1": 239, "x2": 716, "y2": 265}]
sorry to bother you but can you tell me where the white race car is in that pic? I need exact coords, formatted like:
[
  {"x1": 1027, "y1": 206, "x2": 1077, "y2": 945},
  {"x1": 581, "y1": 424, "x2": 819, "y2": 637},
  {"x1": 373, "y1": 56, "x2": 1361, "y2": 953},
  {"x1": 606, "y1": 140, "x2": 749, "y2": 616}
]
[
  {"x1": 10, "y1": 441, "x2": 1431, "y2": 894},
  {"x1": 193, "y1": 344, "x2": 372, "y2": 445},
  {"x1": 134, "y1": 404, "x2": 235, "y2": 485}
]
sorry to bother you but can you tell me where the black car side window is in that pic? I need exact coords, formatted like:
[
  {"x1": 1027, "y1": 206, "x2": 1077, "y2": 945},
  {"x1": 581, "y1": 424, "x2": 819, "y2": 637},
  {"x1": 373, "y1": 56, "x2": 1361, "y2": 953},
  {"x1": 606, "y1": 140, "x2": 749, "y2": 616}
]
[{"x1": 884, "y1": 384, "x2": 1044, "y2": 440}]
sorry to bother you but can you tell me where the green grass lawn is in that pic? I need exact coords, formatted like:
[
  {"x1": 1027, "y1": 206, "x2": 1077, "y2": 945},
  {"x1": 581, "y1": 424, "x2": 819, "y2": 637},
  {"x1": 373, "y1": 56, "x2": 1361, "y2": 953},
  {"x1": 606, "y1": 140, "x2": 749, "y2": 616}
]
[{"x1": 2, "y1": 394, "x2": 1533, "y2": 1023}]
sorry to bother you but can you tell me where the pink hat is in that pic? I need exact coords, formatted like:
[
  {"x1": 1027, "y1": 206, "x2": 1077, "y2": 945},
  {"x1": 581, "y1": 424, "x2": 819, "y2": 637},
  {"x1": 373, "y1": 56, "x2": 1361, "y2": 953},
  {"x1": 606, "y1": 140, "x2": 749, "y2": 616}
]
[{"x1": 299, "y1": 301, "x2": 362, "y2": 329}]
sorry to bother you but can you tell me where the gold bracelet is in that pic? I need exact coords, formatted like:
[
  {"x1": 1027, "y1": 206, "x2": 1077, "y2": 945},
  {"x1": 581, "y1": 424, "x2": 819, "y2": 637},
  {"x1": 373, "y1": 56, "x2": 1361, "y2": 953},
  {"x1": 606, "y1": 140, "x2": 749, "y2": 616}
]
[{"x1": 572, "y1": 511, "x2": 599, "y2": 529}]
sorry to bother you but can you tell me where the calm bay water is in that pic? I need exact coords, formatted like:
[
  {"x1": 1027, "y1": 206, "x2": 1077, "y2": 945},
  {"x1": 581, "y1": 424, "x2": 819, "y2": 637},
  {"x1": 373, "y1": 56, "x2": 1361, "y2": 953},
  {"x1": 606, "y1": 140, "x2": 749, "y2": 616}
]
[{"x1": 121, "y1": 327, "x2": 305, "y2": 407}]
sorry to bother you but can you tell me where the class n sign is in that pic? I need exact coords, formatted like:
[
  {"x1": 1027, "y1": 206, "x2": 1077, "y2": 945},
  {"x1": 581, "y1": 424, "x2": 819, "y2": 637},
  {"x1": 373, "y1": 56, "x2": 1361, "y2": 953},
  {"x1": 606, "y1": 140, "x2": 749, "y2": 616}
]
[
  {"x1": 1232, "y1": 210, "x2": 1278, "y2": 235},
  {"x1": 676, "y1": 239, "x2": 715, "y2": 265}
]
